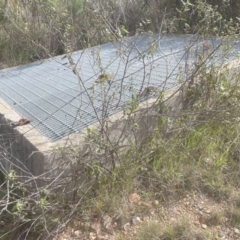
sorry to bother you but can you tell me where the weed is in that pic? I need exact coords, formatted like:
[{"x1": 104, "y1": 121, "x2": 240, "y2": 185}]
[
  {"x1": 133, "y1": 219, "x2": 216, "y2": 240},
  {"x1": 228, "y1": 205, "x2": 240, "y2": 227},
  {"x1": 205, "y1": 210, "x2": 226, "y2": 226},
  {"x1": 133, "y1": 221, "x2": 161, "y2": 240}
]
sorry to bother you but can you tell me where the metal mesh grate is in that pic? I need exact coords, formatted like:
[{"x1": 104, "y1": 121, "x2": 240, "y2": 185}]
[{"x1": 0, "y1": 34, "x2": 239, "y2": 142}]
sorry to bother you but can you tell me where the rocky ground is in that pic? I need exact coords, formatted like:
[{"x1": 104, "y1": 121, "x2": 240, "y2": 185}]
[{"x1": 52, "y1": 191, "x2": 240, "y2": 240}]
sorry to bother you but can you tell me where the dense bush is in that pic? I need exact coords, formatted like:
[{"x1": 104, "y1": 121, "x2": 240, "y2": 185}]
[{"x1": 0, "y1": 0, "x2": 239, "y2": 67}]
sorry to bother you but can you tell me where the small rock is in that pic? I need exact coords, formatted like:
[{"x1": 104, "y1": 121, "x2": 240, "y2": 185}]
[
  {"x1": 74, "y1": 230, "x2": 81, "y2": 237},
  {"x1": 201, "y1": 224, "x2": 207, "y2": 229},
  {"x1": 89, "y1": 232, "x2": 97, "y2": 240},
  {"x1": 132, "y1": 217, "x2": 142, "y2": 225},
  {"x1": 234, "y1": 228, "x2": 240, "y2": 234},
  {"x1": 139, "y1": 201, "x2": 151, "y2": 208},
  {"x1": 91, "y1": 221, "x2": 101, "y2": 234},
  {"x1": 103, "y1": 215, "x2": 112, "y2": 230},
  {"x1": 205, "y1": 209, "x2": 211, "y2": 214},
  {"x1": 153, "y1": 200, "x2": 159, "y2": 206},
  {"x1": 129, "y1": 193, "x2": 141, "y2": 204},
  {"x1": 198, "y1": 211, "x2": 204, "y2": 216},
  {"x1": 123, "y1": 222, "x2": 131, "y2": 231},
  {"x1": 193, "y1": 220, "x2": 200, "y2": 226},
  {"x1": 140, "y1": 167, "x2": 148, "y2": 171},
  {"x1": 198, "y1": 204, "x2": 204, "y2": 210}
]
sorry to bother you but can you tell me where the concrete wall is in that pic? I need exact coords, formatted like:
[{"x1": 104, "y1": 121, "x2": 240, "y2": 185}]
[
  {"x1": 0, "y1": 112, "x2": 45, "y2": 187},
  {"x1": 0, "y1": 84, "x2": 183, "y2": 189}
]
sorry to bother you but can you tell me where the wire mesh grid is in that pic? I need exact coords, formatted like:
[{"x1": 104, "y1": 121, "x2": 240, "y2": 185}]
[{"x1": 1, "y1": 34, "x2": 236, "y2": 142}]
